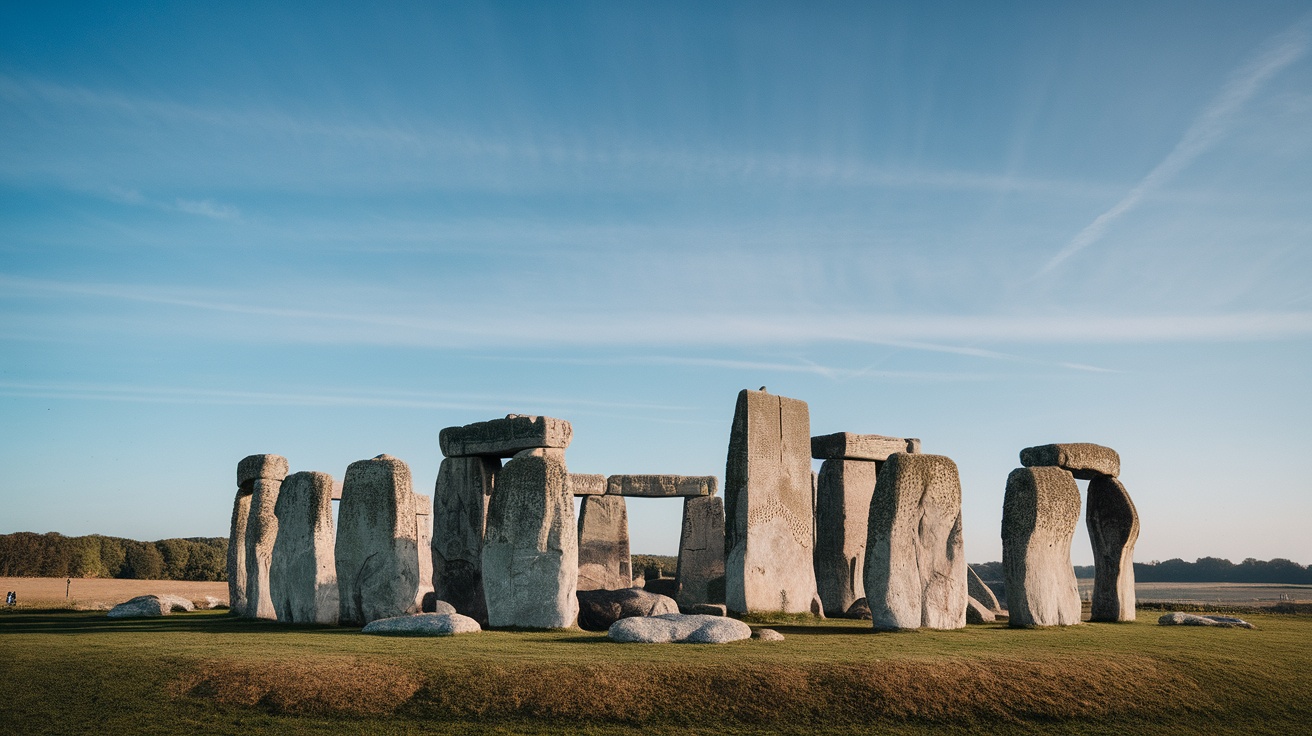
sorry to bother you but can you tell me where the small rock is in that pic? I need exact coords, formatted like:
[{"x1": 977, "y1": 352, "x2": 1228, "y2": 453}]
[
  {"x1": 608, "y1": 613, "x2": 751, "y2": 644},
  {"x1": 1158, "y1": 612, "x2": 1254, "y2": 629},
  {"x1": 753, "y1": 628, "x2": 785, "y2": 641},
  {"x1": 577, "y1": 588, "x2": 678, "y2": 631},
  {"x1": 107, "y1": 595, "x2": 170, "y2": 618},
  {"x1": 362, "y1": 612, "x2": 482, "y2": 635}
]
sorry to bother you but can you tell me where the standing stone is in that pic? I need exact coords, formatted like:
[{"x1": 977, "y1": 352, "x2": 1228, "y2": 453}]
[
  {"x1": 239, "y1": 454, "x2": 287, "y2": 620},
  {"x1": 813, "y1": 459, "x2": 880, "y2": 616},
  {"x1": 967, "y1": 564, "x2": 1003, "y2": 613},
  {"x1": 863, "y1": 453, "x2": 967, "y2": 630},
  {"x1": 1087, "y1": 475, "x2": 1139, "y2": 622},
  {"x1": 1002, "y1": 466, "x2": 1083, "y2": 627},
  {"x1": 431, "y1": 456, "x2": 499, "y2": 625},
  {"x1": 269, "y1": 471, "x2": 338, "y2": 625},
  {"x1": 577, "y1": 495, "x2": 631, "y2": 591},
  {"x1": 335, "y1": 454, "x2": 422, "y2": 626},
  {"x1": 226, "y1": 491, "x2": 251, "y2": 616},
  {"x1": 414, "y1": 493, "x2": 435, "y2": 611},
  {"x1": 724, "y1": 389, "x2": 819, "y2": 615},
  {"x1": 675, "y1": 496, "x2": 726, "y2": 608},
  {"x1": 481, "y1": 448, "x2": 578, "y2": 629}
]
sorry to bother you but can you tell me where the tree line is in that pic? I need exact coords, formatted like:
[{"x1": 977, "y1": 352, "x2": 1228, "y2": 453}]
[
  {"x1": 971, "y1": 557, "x2": 1312, "y2": 585},
  {"x1": 0, "y1": 532, "x2": 227, "y2": 581}
]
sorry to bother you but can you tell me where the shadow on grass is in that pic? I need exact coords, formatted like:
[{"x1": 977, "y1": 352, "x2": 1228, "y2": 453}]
[{"x1": 0, "y1": 609, "x2": 360, "y2": 637}]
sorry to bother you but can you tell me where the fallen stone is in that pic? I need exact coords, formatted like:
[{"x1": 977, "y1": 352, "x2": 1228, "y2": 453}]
[
  {"x1": 686, "y1": 603, "x2": 727, "y2": 616},
  {"x1": 1087, "y1": 475, "x2": 1139, "y2": 622},
  {"x1": 336, "y1": 454, "x2": 424, "y2": 626},
  {"x1": 419, "y1": 592, "x2": 458, "y2": 615},
  {"x1": 967, "y1": 565, "x2": 1003, "y2": 613},
  {"x1": 107, "y1": 595, "x2": 170, "y2": 618},
  {"x1": 753, "y1": 628, "x2": 785, "y2": 641},
  {"x1": 198, "y1": 596, "x2": 228, "y2": 610},
  {"x1": 440, "y1": 414, "x2": 572, "y2": 458},
  {"x1": 608, "y1": 613, "x2": 752, "y2": 644},
  {"x1": 845, "y1": 598, "x2": 872, "y2": 620},
  {"x1": 606, "y1": 474, "x2": 717, "y2": 497},
  {"x1": 1020, "y1": 443, "x2": 1120, "y2": 480},
  {"x1": 577, "y1": 495, "x2": 632, "y2": 591},
  {"x1": 270, "y1": 471, "x2": 339, "y2": 625},
  {"x1": 675, "y1": 496, "x2": 726, "y2": 608},
  {"x1": 965, "y1": 596, "x2": 997, "y2": 624},
  {"x1": 242, "y1": 455, "x2": 287, "y2": 620},
  {"x1": 814, "y1": 458, "x2": 880, "y2": 616},
  {"x1": 362, "y1": 612, "x2": 482, "y2": 635},
  {"x1": 644, "y1": 577, "x2": 678, "y2": 599},
  {"x1": 1158, "y1": 612, "x2": 1253, "y2": 629},
  {"x1": 1002, "y1": 467, "x2": 1083, "y2": 627},
  {"x1": 155, "y1": 594, "x2": 196, "y2": 613},
  {"x1": 431, "y1": 456, "x2": 499, "y2": 626},
  {"x1": 567, "y1": 473, "x2": 606, "y2": 496},
  {"x1": 576, "y1": 588, "x2": 678, "y2": 631},
  {"x1": 481, "y1": 447, "x2": 579, "y2": 629},
  {"x1": 810, "y1": 433, "x2": 919, "y2": 461},
  {"x1": 864, "y1": 453, "x2": 967, "y2": 630},
  {"x1": 724, "y1": 389, "x2": 819, "y2": 614}
]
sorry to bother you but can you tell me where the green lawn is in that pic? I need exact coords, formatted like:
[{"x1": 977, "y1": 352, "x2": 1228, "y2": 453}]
[{"x1": 2, "y1": 607, "x2": 1309, "y2": 735}]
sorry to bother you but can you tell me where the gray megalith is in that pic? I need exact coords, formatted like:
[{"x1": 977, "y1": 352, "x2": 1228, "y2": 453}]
[
  {"x1": 431, "y1": 456, "x2": 499, "y2": 626},
  {"x1": 567, "y1": 473, "x2": 606, "y2": 496},
  {"x1": 724, "y1": 389, "x2": 819, "y2": 614},
  {"x1": 1020, "y1": 443, "x2": 1120, "y2": 480},
  {"x1": 439, "y1": 414, "x2": 572, "y2": 458},
  {"x1": 674, "y1": 495, "x2": 726, "y2": 608},
  {"x1": 1087, "y1": 474, "x2": 1139, "y2": 622},
  {"x1": 481, "y1": 447, "x2": 579, "y2": 629},
  {"x1": 335, "y1": 454, "x2": 422, "y2": 626},
  {"x1": 413, "y1": 492, "x2": 434, "y2": 611},
  {"x1": 967, "y1": 564, "x2": 1003, "y2": 613},
  {"x1": 813, "y1": 458, "x2": 880, "y2": 616},
  {"x1": 577, "y1": 494, "x2": 632, "y2": 591},
  {"x1": 605, "y1": 475, "x2": 717, "y2": 497},
  {"x1": 226, "y1": 491, "x2": 251, "y2": 616},
  {"x1": 239, "y1": 454, "x2": 287, "y2": 620},
  {"x1": 1002, "y1": 466, "x2": 1083, "y2": 627},
  {"x1": 811, "y1": 432, "x2": 920, "y2": 462},
  {"x1": 269, "y1": 471, "x2": 338, "y2": 624},
  {"x1": 863, "y1": 453, "x2": 967, "y2": 630}
]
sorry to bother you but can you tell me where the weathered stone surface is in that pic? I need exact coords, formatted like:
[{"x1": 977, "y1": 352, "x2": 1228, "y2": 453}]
[
  {"x1": 567, "y1": 473, "x2": 606, "y2": 496},
  {"x1": 644, "y1": 577, "x2": 678, "y2": 599},
  {"x1": 335, "y1": 454, "x2": 422, "y2": 626},
  {"x1": 1087, "y1": 475, "x2": 1139, "y2": 622},
  {"x1": 243, "y1": 467, "x2": 285, "y2": 620},
  {"x1": 362, "y1": 612, "x2": 483, "y2": 635},
  {"x1": 845, "y1": 598, "x2": 872, "y2": 620},
  {"x1": 906, "y1": 438, "x2": 922, "y2": 454},
  {"x1": 1158, "y1": 612, "x2": 1253, "y2": 629},
  {"x1": 226, "y1": 490, "x2": 251, "y2": 616},
  {"x1": 966, "y1": 596, "x2": 997, "y2": 624},
  {"x1": 810, "y1": 433, "x2": 919, "y2": 461},
  {"x1": 864, "y1": 453, "x2": 967, "y2": 630},
  {"x1": 439, "y1": 414, "x2": 572, "y2": 458},
  {"x1": 419, "y1": 593, "x2": 458, "y2": 615},
  {"x1": 687, "y1": 603, "x2": 727, "y2": 616},
  {"x1": 107, "y1": 595, "x2": 170, "y2": 618},
  {"x1": 431, "y1": 456, "x2": 499, "y2": 626},
  {"x1": 675, "y1": 496, "x2": 725, "y2": 608},
  {"x1": 413, "y1": 492, "x2": 434, "y2": 611},
  {"x1": 814, "y1": 459, "x2": 880, "y2": 616},
  {"x1": 724, "y1": 389, "x2": 819, "y2": 614},
  {"x1": 605, "y1": 475, "x2": 717, "y2": 497},
  {"x1": 269, "y1": 471, "x2": 339, "y2": 625},
  {"x1": 753, "y1": 628, "x2": 785, "y2": 641},
  {"x1": 1020, "y1": 443, "x2": 1120, "y2": 480},
  {"x1": 1002, "y1": 467, "x2": 1083, "y2": 627},
  {"x1": 577, "y1": 495, "x2": 631, "y2": 591},
  {"x1": 155, "y1": 594, "x2": 196, "y2": 612},
  {"x1": 576, "y1": 588, "x2": 678, "y2": 631},
  {"x1": 481, "y1": 448, "x2": 578, "y2": 629},
  {"x1": 608, "y1": 613, "x2": 752, "y2": 644},
  {"x1": 199, "y1": 595, "x2": 227, "y2": 610},
  {"x1": 967, "y1": 565, "x2": 1003, "y2": 613},
  {"x1": 237, "y1": 454, "x2": 289, "y2": 489}
]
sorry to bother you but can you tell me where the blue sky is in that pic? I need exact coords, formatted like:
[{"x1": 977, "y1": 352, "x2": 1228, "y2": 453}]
[{"x1": 2, "y1": 1, "x2": 1309, "y2": 565}]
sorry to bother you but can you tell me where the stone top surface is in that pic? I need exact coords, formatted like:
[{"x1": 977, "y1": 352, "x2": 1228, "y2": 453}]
[
  {"x1": 237, "y1": 454, "x2": 289, "y2": 489},
  {"x1": 567, "y1": 473, "x2": 607, "y2": 496},
  {"x1": 1020, "y1": 443, "x2": 1120, "y2": 479},
  {"x1": 810, "y1": 433, "x2": 919, "y2": 461},
  {"x1": 606, "y1": 474, "x2": 717, "y2": 497},
  {"x1": 439, "y1": 414, "x2": 572, "y2": 458}
]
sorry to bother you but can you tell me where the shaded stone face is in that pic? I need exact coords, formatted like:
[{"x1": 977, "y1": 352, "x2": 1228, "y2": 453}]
[
  {"x1": 269, "y1": 471, "x2": 338, "y2": 625},
  {"x1": 675, "y1": 495, "x2": 726, "y2": 608},
  {"x1": 226, "y1": 491, "x2": 251, "y2": 616},
  {"x1": 863, "y1": 453, "x2": 966, "y2": 631},
  {"x1": 431, "y1": 456, "x2": 499, "y2": 626},
  {"x1": 237, "y1": 454, "x2": 289, "y2": 491},
  {"x1": 566, "y1": 473, "x2": 606, "y2": 496},
  {"x1": 967, "y1": 564, "x2": 1002, "y2": 613},
  {"x1": 1002, "y1": 466, "x2": 1083, "y2": 627},
  {"x1": 810, "y1": 433, "x2": 919, "y2": 462},
  {"x1": 577, "y1": 495, "x2": 631, "y2": 591},
  {"x1": 439, "y1": 414, "x2": 572, "y2": 458},
  {"x1": 576, "y1": 588, "x2": 677, "y2": 631},
  {"x1": 243, "y1": 474, "x2": 283, "y2": 620},
  {"x1": 1020, "y1": 443, "x2": 1120, "y2": 480},
  {"x1": 335, "y1": 454, "x2": 422, "y2": 626},
  {"x1": 481, "y1": 448, "x2": 579, "y2": 629},
  {"x1": 605, "y1": 475, "x2": 717, "y2": 497},
  {"x1": 724, "y1": 389, "x2": 818, "y2": 614},
  {"x1": 813, "y1": 459, "x2": 880, "y2": 616},
  {"x1": 1087, "y1": 475, "x2": 1139, "y2": 622}
]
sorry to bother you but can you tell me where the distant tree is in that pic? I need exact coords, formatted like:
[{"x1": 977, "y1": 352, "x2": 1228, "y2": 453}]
[{"x1": 122, "y1": 542, "x2": 165, "y2": 580}]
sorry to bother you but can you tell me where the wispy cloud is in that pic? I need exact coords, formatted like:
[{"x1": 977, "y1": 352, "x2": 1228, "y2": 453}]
[
  {"x1": 1039, "y1": 13, "x2": 1312, "y2": 276},
  {"x1": 105, "y1": 186, "x2": 240, "y2": 220}
]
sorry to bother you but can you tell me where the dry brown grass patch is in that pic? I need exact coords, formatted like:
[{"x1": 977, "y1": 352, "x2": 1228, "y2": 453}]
[{"x1": 174, "y1": 657, "x2": 421, "y2": 715}]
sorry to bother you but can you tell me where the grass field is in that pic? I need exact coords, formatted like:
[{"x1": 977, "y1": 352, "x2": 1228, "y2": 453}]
[
  {"x1": 0, "y1": 576, "x2": 228, "y2": 609},
  {"x1": 2, "y1": 603, "x2": 1310, "y2": 735}
]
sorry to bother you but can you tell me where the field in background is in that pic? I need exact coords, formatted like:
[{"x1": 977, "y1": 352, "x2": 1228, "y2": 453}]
[
  {"x1": 0, "y1": 576, "x2": 228, "y2": 609},
  {"x1": 1073, "y1": 579, "x2": 1312, "y2": 606}
]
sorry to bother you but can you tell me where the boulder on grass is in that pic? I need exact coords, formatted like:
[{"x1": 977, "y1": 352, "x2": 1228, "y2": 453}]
[
  {"x1": 362, "y1": 612, "x2": 483, "y2": 635},
  {"x1": 608, "y1": 613, "x2": 752, "y2": 644},
  {"x1": 753, "y1": 628, "x2": 785, "y2": 642},
  {"x1": 965, "y1": 596, "x2": 997, "y2": 624},
  {"x1": 1158, "y1": 612, "x2": 1253, "y2": 629},
  {"x1": 198, "y1": 596, "x2": 228, "y2": 610},
  {"x1": 155, "y1": 594, "x2": 196, "y2": 612},
  {"x1": 845, "y1": 598, "x2": 872, "y2": 620},
  {"x1": 107, "y1": 595, "x2": 170, "y2": 618},
  {"x1": 577, "y1": 588, "x2": 678, "y2": 631},
  {"x1": 419, "y1": 592, "x2": 458, "y2": 615}
]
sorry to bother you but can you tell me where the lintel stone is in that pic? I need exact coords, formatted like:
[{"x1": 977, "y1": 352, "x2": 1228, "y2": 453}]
[
  {"x1": 567, "y1": 473, "x2": 607, "y2": 496},
  {"x1": 237, "y1": 454, "x2": 289, "y2": 493},
  {"x1": 439, "y1": 414, "x2": 572, "y2": 458},
  {"x1": 811, "y1": 433, "x2": 920, "y2": 462},
  {"x1": 606, "y1": 474, "x2": 717, "y2": 497},
  {"x1": 1020, "y1": 443, "x2": 1120, "y2": 479}
]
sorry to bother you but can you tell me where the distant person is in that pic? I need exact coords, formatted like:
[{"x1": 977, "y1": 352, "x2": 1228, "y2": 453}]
[
  {"x1": 66, "y1": 578, "x2": 72, "y2": 598},
  {"x1": 6, "y1": 591, "x2": 14, "y2": 606}
]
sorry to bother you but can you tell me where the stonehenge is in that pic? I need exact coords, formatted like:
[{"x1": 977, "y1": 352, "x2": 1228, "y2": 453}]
[
  {"x1": 605, "y1": 474, "x2": 716, "y2": 497},
  {"x1": 1021, "y1": 443, "x2": 1120, "y2": 480},
  {"x1": 724, "y1": 389, "x2": 820, "y2": 615},
  {"x1": 674, "y1": 495, "x2": 726, "y2": 609},
  {"x1": 577, "y1": 494, "x2": 632, "y2": 591},
  {"x1": 863, "y1": 453, "x2": 967, "y2": 630},
  {"x1": 1002, "y1": 466, "x2": 1083, "y2": 626},
  {"x1": 430, "y1": 456, "x2": 499, "y2": 625},
  {"x1": 238, "y1": 454, "x2": 287, "y2": 620},
  {"x1": 335, "y1": 454, "x2": 424, "y2": 626},
  {"x1": 269, "y1": 471, "x2": 338, "y2": 625},
  {"x1": 439, "y1": 414, "x2": 571, "y2": 458},
  {"x1": 967, "y1": 564, "x2": 1003, "y2": 614},
  {"x1": 1087, "y1": 475, "x2": 1139, "y2": 622},
  {"x1": 226, "y1": 490, "x2": 251, "y2": 616},
  {"x1": 812, "y1": 459, "x2": 879, "y2": 616}
]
